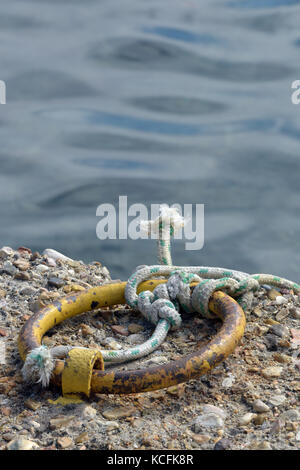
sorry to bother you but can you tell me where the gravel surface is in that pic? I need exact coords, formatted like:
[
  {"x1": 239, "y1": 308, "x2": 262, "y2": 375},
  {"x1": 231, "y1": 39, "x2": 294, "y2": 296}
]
[{"x1": 0, "y1": 246, "x2": 299, "y2": 450}]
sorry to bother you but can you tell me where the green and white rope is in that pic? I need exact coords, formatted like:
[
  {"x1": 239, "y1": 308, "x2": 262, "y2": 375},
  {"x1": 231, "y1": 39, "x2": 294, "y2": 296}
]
[{"x1": 22, "y1": 206, "x2": 300, "y2": 386}]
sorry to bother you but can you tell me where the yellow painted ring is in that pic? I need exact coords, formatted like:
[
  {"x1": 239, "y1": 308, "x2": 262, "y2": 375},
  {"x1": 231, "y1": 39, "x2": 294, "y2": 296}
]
[
  {"x1": 19, "y1": 280, "x2": 246, "y2": 395},
  {"x1": 62, "y1": 348, "x2": 104, "y2": 398}
]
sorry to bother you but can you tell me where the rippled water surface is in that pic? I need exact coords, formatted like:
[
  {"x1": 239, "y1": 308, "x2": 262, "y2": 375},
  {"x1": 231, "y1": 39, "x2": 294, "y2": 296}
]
[{"x1": 1, "y1": 0, "x2": 300, "y2": 281}]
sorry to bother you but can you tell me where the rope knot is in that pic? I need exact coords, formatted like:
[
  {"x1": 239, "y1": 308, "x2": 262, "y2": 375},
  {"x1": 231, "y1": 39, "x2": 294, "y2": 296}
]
[
  {"x1": 137, "y1": 284, "x2": 182, "y2": 330},
  {"x1": 192, "y1": 276, "x2": 260, "y2": 318}
]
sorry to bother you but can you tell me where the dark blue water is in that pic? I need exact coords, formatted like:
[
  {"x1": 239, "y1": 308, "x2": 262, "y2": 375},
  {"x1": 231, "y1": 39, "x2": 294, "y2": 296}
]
[{"x1": 1, "y1": 0, "x2": 300, "y2": 282}]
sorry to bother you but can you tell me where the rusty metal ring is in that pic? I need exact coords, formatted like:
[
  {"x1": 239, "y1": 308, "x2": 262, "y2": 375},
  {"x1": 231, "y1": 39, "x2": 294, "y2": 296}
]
[{"x1": 18, "y1": 280, "x2": 246, "y2": 394}]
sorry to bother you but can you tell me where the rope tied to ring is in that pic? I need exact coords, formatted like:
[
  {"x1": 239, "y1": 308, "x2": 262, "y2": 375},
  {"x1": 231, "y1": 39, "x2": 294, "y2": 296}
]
[{"x1": 21, "y1": 205, "x2": 300, "y2": 389}]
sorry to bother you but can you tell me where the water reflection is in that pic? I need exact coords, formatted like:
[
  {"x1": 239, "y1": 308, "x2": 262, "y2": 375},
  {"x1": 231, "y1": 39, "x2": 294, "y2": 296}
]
[
  {"x1": 9, "y1": 70, "x2": 95, "y2": 101},
  {"x1": 229, "y1": 0, "x2": 300, "y2": 9},
  {"x1": 129, "y1": 96, "x2": 227, "y2": 115},
  {"x1": 91, "y1": 38, "x2": 294, "y2": 81},
  {"x1": 143, "y1": 26, "x2": 223, "y2": 45},
  {"x1": 37, "y1": 108, "x2": 277, "y2": 136},
  {"x1": 0, "y1": 0, "x2": 299, "y2": 283}
]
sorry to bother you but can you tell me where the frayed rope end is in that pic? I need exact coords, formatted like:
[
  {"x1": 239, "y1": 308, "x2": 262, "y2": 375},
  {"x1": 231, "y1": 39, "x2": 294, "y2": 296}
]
[
  {"x1": 140, "y1": 206, "x2": 187, "y2": 236},
  {"x1": 22, "y1": 345, "x2": 55, "y2": 387}
]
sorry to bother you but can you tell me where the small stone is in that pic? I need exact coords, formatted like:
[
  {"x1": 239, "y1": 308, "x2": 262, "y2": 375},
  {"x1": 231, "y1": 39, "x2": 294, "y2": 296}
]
[
  {"x1": 30, "y1": 251, "x2": 40, "y2": 261},
  {"x1": 251, "y1": 441, "x2": 272, "y2": 450},
  {"x1": 128, "y1": 323, "x2": 144, "y2": 334},
  {"x1": 0, "y1": 289, "x2": 6, "y2": 298},
  {"x1": 7, "y1": 437, "x2": 39, "y2": 450},
  {"x1": 48, "y1": 277, "x2": 66, "y2": 288},
  {"x1": 200, "y1": 405, "x2": 227, "y2": 419},
  {"x1": 240, "y1": 413, "x2": 257, "y2": 426},
  {"x1": 269, "y1": 324, "x2": 289, "y2": 338},
  {"x1": 193, "y1": 413, "x2": 224, "y2": 432},
  {"x1": 102, "y1": 406, "x2": 135, "y2": 420},
  {"x1": 276, "y1": 310, "x2": 289, "y2": 322},
  {"x1": 269, "y1": 394, "x2": 286, "y2": 406},
  {"x1": 290, "y1": 381, "x2": 300, "y2": 391},
  {"x1": 102, "y1": 267, "x2": 110, "y2": 277},
  {"x1": 39, "y1": 290, "x2": 60, "y2": 301},
  {"x1": 253, "y1": 414, "x2": 267, "y2": 425},
  {"x1": 273, "y1": 352, "x2": 291, "y2": 364},
  {"x1": 275, "y1": 296, "x2": 288, "y2": 305},
  {"x1": 131, "y1": 418, "x2": 143, "y2": 428},
  {"x1": 13, "y1": 259, "x2": 30, "y2": 271},
  {"x1": 18, "y1": 246, "x2": 32, "y2": 255},
  {"x1": 167, "y1": 440, "x2": 178, "y2": 449},
  {"x1": 0, "y1": 377, "x2": 15, "y2": 395},
  {"x1": 253, "y1": 307, "x2": 262, "y2": 317},
  {"x1": 255, "y1": 325, "x2": 269, "y2": 336},
  {"x1": 166, "y1": 384, "x2": 185, "y2": 397},
  {"x1": 45, "y1": 257, "x2": 57, "y2": 267},
  {"x1": 270, "y1": 419, "x2": 283, "y2": 434},
  {"x1": 0, "y1": 246, "x2": 14, "y2": 259},
  {"x1": 214, "y1": 438, "x2": 231, "y2": 450},
  {"x1": 268, "y1": 289, "x2": 281, "y2": 300},
  {"x1": 252, "y1": 399, "x2": 270, "y2": 413},
  {"x1": 105, "y1": 339, "x2": 122, "y2": 350},
  {"x1": 57, "y1": 437, "x2": 72, "y2": 449},
  {"x1": 3, "y1": 433, "x2": 15, "y2": 442},
  {"x1": 141, "y1": 432, "x2": 153, "y2": 447},
  {"x1": 63, "y1": 284, "x2": 85, "y2": 293},
  {"x1": 278, "y1": 338, "x2": 291, "y2": 348},
  {"x1": 1, "y1": 406, "x2": 11, "y2": 416},
  {"x1": 111, "y1": 325, "x2": 129, "y2": 336},
  {"x1": 285, "y1": 421, "x2": 297, "y2": 431},
  {"x1": 2, "y1": 261, "x2": 18, "y2": 276},
  {"x1": 296, "y1": 430, "x2": 300, "y2": 441},
  {"x1": 222, "y1": 373, "x2": 235, "y2": 388},
  {"x1": 82, "y1": 405, "x2": 97, "y2": 419},
  {"x1": 144, "y1": 356, "x2": 168, "y2": 365},
  {"x1": 75, "y1": 432, "x2": 89, "y2": 444},
  {"x1": 29, "y1": 299, "x2": 45, "y2": 313},
  {"x1": 261, "y1": 366, "x2": 283, "y2": 379},
  {"x1": 80, "y1": 324, "x2": 93, "y2": 336},
  {"x1": 282, "y1": 409, "x2": 300, "y2": 421},
  {"x1": 264, "y1": 318, "x2": 280, "y2": 326},
  {"x1": 30, "y1": 421, "x2": 40, "y2": 430},
  {"x1": 0, "y1": 328, "x2": 7, "y2": 337},
  {"x1": 19, "y1": 286, "x2": 36, "y2": 296},
  {"x1": 290, "y1": 307, "x2": 300, "y2": 320},
  {"x1": 43, "y1": 249, "x2": 72, "y2": 262},
  {"x1": 24, "y1": 399, "x2": 41, "y2": 411},
  {"x1": 291, "y1": 328, "x2": 300, "y2": 346},
  {"x1": 189, "y1": 433, "x2": 210, "y2": 444},
  {"x1": 14, "y1": 271, "x2": 31, "y2": 280},
  {"x1": 0, "y1": 341, "x2": 6, "y2": 365},
  {"x1": 49, "y1": 415, "x2": 75, "y2": 429},
  {"x1": 103, "y1": 421, "x2": 119, "y2": 431},
  {"x1": 36, "y1": 264, "x2": 49, "y2": 273},
  {"x1": 127, "y1": 333, "x2": 145, "y2": 345}
]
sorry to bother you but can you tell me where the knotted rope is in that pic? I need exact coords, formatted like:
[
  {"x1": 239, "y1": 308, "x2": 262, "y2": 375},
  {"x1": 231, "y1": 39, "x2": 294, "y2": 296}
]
[{"x1": 22, "y1": 206, "x2": 300, "y2": 387}]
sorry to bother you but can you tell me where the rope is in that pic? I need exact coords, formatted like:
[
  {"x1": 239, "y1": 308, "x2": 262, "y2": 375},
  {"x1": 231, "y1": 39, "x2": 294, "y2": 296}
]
[{"x1": 21, "y1": 206, "x2": 300, "y2": 387}]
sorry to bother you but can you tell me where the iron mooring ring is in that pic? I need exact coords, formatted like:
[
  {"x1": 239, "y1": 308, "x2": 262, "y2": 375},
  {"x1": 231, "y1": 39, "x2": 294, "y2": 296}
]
[{"x1": 18, "y1": 280, "x2": 246, "y2": 395}]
